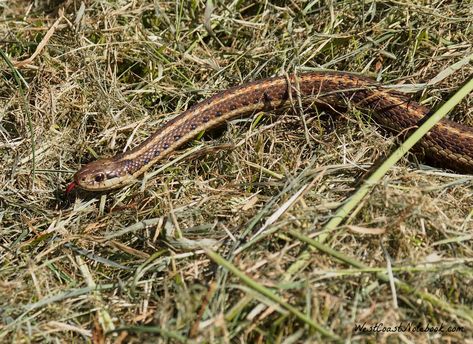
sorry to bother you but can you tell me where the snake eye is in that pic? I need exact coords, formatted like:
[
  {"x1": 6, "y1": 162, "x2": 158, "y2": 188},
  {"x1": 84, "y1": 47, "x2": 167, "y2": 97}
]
[{"x1": 94, "y1": 173, "x2": 105, "y2": 183}]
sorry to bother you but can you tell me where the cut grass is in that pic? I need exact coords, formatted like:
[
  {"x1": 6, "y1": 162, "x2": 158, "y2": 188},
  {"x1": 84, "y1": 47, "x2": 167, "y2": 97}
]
[{"x1": 1, "y1": 1, "x2": 472, "y2": 342}]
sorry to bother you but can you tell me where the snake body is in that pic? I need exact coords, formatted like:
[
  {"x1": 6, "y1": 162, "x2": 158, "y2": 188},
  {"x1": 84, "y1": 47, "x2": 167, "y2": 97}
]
[{"x1": 70, "y1": 71, "x2": 473, "y2": 191}]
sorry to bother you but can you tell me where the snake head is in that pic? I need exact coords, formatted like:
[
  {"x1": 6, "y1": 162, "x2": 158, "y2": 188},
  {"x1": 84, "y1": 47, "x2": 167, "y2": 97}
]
[{"x1": 71, "y1": 158, "x2": 132, "y2": 191}]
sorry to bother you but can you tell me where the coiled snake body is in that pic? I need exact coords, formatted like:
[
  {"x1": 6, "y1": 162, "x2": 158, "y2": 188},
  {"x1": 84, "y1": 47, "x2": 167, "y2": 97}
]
[{"x1": 69, "y1": 71, "x2": 473, "y2": 192}]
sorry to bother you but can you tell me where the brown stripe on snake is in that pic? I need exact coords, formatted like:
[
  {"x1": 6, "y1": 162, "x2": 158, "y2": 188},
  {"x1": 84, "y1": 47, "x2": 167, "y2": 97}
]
[{"x1": 68, "y1": 71, "x2": 473, "y2": 192}]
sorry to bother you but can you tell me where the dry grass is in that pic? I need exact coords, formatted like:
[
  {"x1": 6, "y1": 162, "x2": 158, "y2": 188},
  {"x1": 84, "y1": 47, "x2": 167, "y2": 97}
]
[{"x1": 1, "y1": 0, "x2": 472, "y2": 343}]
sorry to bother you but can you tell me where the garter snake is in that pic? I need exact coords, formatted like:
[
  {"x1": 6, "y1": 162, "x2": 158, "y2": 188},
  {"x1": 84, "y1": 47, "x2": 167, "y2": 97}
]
[{"x1": 69, "y1": 71, "x2": 473, "y2": 192}]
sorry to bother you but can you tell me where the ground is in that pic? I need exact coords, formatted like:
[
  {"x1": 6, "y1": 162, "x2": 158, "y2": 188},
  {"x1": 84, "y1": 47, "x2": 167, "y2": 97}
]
[{"x1": 0, "y1": 0, "x2": 472, "y2": 343}]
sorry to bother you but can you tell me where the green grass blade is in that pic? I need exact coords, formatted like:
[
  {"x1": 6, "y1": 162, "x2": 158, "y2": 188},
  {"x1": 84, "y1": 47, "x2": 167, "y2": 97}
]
[
  {"x1": 321, "y1": 69, "x2": 473, "y2": 239},
  {"x1": 204, "y1": 248, "x2": 342, "y2": 342},
  {"x1": 288, "y1": 230, "x2": 473, "y2": 323},
  {"x1": 0, "y1": 48, "x2": 36, "y2": 187}
]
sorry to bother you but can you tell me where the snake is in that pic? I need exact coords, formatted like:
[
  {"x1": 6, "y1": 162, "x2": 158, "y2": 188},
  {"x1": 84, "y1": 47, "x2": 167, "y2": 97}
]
[{"x1": 68, "y1": 71, "x2": 473, "y2": 192}]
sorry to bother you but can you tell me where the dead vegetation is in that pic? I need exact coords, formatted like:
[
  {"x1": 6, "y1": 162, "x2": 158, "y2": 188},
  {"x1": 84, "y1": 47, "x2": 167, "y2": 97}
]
[{"x1": 0, "y1": 0, "x2": 472, "y2": 342}]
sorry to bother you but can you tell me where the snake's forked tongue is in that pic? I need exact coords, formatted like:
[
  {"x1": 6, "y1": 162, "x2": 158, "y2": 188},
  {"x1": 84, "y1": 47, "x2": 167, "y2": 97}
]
[{"x1": 66, "y1": 181, "x2": 76, "y2": 193}]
